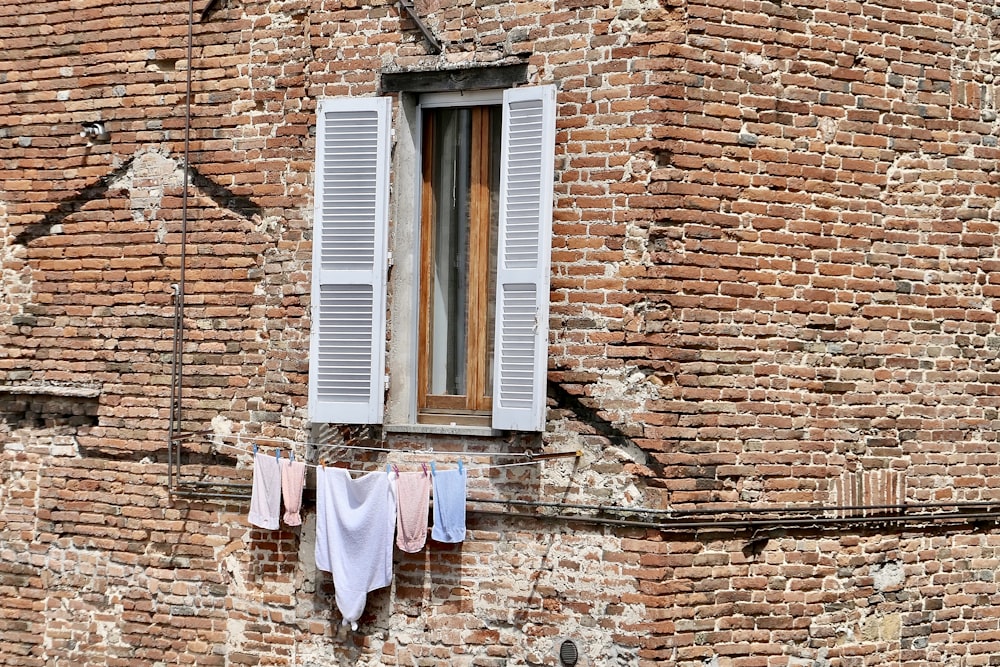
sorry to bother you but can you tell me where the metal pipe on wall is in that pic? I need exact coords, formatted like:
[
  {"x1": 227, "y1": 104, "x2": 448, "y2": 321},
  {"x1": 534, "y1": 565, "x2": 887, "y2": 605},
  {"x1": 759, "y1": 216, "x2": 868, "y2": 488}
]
[
  {"x1": 471, "y1": 496, "x2": 1000, "y2": 518},
  {"x1": 468, "y1": 505, "x2": 1000, "y2": 533},
  {"x1": 173, "y1": 490, "x2": 253, "y2": 501},
  {"x1": 168, "y1": 0, "x2": 197, "y2": 492}
]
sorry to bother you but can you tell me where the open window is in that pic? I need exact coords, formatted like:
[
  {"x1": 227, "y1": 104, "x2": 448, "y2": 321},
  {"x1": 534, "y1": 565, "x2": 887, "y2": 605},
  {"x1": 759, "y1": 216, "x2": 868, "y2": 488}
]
[
  {"x1": 309, "y1": 85, "x2": 556, "y2": 432},
  {"x1": 417, "y1": 94, "x2": 501, "y2": 426}
]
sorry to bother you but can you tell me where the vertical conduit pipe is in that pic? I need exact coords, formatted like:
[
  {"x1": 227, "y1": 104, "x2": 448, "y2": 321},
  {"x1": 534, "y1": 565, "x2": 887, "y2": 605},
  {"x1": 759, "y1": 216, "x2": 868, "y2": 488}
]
[
  {"x1": 169, "y1": 0, "x2": 197, "y2": 491},
  {"x1": 167, "y1": 283, "x2": 182, "y2": 490}
]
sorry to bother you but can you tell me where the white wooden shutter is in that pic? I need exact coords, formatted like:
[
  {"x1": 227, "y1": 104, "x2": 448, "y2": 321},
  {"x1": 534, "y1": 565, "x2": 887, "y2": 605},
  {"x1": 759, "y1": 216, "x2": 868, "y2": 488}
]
[
  {"x1": 309, "y1": 97, "x2": 391, "y2": 424},
  {"x1": 491, "y1": 85, "x2": 556, "y2": 431}
]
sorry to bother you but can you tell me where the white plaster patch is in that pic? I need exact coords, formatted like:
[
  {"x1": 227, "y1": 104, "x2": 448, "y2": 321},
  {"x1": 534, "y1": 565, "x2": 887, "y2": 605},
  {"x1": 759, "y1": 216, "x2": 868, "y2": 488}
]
[
  {"x1": 108, "y1": 149, "x2": 186, "y2": 222},
  {"x1": 871, "y1": 560, "x2": 904, "y2": 591},
  {"x1": 817, "y1": 116, "x2": 838, "y2": 143},
  {"x1": 211, "y1": 414, "x2": 235, "y2": 439}
]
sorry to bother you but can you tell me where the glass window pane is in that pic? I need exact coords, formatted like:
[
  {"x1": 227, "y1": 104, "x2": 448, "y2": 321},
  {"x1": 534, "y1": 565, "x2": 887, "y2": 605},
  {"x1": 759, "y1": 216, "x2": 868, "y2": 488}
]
[
  {"x1": 420, "y1": 103, "x2": 501, "y2": 411},
  {"x1": 428, "y1": 108, "x2": 472, "y2": 396}
]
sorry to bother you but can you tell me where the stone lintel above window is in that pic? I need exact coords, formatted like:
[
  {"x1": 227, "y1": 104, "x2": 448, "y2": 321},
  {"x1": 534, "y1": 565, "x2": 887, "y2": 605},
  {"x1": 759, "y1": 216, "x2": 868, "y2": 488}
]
[{"x1": 379, "y1": 64, "x2": 529, "y2": 95}]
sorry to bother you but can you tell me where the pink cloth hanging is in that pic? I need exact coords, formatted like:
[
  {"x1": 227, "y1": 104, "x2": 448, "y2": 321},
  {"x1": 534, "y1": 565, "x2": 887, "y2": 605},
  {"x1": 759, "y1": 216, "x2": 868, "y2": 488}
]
[
  {"x1": 393, "y1": 471, "x2": 430, "y2": 552},
  {"x1": 280, "y1": 458, "x2": 306, "y2": 526},
  {"x1": 248, "y1": 452, "x2": 281, "y2": 530}
]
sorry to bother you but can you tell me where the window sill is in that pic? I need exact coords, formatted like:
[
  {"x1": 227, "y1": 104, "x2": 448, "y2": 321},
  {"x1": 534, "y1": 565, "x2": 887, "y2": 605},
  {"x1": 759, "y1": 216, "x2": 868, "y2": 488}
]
[{"x1": 384, "y1": 422, "x2": 504, "y2": 438}]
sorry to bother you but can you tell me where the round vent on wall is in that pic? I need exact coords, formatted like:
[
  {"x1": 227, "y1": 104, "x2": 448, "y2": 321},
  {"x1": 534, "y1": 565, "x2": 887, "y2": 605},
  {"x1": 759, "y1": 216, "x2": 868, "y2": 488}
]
[{"x1": 559, "y1": 639, "x2": 579, "y2": 666}]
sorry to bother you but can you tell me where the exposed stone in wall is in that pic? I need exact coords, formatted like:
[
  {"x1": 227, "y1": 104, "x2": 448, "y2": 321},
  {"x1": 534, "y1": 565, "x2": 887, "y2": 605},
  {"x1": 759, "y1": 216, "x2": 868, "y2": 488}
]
[
  {"x1": 0, "y1": 392, "x2": 97, "y2": 457},
  {"x1": 0, "y1": 197, "x2": 33, "y2": 334}
]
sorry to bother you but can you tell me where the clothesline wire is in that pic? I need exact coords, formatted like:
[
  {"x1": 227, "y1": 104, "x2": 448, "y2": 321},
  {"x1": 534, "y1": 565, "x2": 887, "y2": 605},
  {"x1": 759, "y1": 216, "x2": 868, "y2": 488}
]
[
  {"x1": 212, "y1": 441, "x2": 546, "y2": 475},
  {"x1": 200, "y1": 432, "x2": 551, "y2": 460}
]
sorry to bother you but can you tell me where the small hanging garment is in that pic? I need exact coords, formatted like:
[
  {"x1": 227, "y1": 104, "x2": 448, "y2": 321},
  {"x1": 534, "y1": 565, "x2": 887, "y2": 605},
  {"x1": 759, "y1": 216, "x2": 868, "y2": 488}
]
[
  {"x1": 279, "y1": 458, "x2": 307, "y2": 526},
  {"x1": 315, "y1": 466, "x2": 397, "y2": 630},
  {"x1": 248, "y1": 452, "x2": 281, "y2": 530},
  {"x1": 431, "y1": 462, "x2": 467, "y2": 543},
  {"x1": 393, "y1": 470, "x2": 431, "y2": 552}
]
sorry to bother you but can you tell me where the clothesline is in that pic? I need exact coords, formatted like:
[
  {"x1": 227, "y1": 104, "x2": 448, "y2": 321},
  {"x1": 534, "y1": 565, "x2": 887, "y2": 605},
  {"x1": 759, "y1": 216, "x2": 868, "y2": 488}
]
[
  {"x1": 213, "y1": 441, "x2": 550, "y2": 475},
  {"x1": 243, "y1": 438, "x2": 475, "y2": 629},
  {"x1": 185, "y1": 431, "x2": 580, "y2": 463}
]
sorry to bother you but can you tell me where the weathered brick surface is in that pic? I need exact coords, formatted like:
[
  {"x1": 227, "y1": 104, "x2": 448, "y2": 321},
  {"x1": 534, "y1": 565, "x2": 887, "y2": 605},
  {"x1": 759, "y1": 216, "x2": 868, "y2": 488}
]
[{"x1": 3, "y1": 0, "x2": 1000, "y2": 664}]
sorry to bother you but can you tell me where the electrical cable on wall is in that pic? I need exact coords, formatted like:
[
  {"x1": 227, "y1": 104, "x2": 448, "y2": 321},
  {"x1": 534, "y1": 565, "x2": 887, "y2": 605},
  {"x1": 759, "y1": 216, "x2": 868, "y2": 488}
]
[
  {"x1": 168, "y1": 434, "x2": 1000, "y2": 536},
  {"x1": 197, "y1": 432, "x2": 581, "y2": 462},
  {"x1": 213, "y1": 440, "x2": 553, "y2": 474}
]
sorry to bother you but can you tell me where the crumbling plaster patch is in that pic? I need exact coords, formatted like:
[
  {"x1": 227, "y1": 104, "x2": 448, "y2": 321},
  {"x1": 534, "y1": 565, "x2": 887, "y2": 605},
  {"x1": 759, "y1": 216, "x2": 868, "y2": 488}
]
[
  {"x1": 870, "y1": 560, "x2": 904, "y2": 593},
  {"x1": 106, "y1": 149, "x2": 187, "y2": 225}
]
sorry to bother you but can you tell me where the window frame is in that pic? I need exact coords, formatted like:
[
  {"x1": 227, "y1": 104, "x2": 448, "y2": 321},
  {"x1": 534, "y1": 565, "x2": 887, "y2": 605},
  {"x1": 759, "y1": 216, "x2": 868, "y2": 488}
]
[
  {"x1": 309, "y1": 84, "x2": 556, "y2": 433},
  {"x1": 415, "y1": 93, "x2": 503, "y2": 425}
]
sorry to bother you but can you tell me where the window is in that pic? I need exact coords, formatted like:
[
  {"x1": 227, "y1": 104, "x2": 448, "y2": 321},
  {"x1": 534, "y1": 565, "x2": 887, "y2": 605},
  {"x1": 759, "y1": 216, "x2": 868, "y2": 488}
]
[
  {"x1": 309, "y1": 85, "x2": 556, "y2": 431},
  {"x1": 418, "y1": 98, "x2": 501, "y2": 425}
]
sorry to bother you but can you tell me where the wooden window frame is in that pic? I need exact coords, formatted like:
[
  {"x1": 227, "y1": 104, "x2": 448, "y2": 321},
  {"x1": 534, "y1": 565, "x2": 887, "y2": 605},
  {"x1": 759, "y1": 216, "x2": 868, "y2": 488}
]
[{"x1": 417, "y1": 104, "x2": 498, "y2": 424}]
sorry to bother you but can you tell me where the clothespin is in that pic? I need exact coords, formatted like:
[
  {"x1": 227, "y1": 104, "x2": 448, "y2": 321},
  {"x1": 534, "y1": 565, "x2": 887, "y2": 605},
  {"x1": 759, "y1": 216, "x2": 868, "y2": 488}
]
[
  {"x1": 275, "y1": 448, "x2": 281, "y2": 461},
  {"x1": 392, "y1": 464, "x2": 400, "y2": 477},
  {"x1": 289, "y1": 450, "x2": 295, "y2": 462},
  {"x1": 386, "y1": 463, "x2": 392, "y2": 475},
  {"x1": 252, "y1": 443, "x2": 258, "y2": 455},
  {"x1": 430, "y1": 461, "x2": 437, "y2": 474},
  {"x1": 421, "y1": 462, "x2": 428, "y2": 477},
  {"x1": 457, "y1": 459, "x2": 464, "y2": 474}
]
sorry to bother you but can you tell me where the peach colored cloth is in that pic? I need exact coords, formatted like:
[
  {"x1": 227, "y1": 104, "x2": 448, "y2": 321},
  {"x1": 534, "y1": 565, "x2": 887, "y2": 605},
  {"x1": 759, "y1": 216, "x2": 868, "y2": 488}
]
[
  {"x1": 393, "y1": 471, "x2": 430, "y2": 552},
  {"x1": 280, "y1": 458, "x2": 306, "y2": 526}
]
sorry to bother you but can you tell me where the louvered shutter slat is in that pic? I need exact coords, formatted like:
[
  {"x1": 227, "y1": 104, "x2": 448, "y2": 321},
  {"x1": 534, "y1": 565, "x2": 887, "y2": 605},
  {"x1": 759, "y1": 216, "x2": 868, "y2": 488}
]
[
  {"x1": 309, "y1": 97, "x2": 391, "y2": 424},
  {"x1": 491, "y1": 85, "x2": 557, "y2": 431}
]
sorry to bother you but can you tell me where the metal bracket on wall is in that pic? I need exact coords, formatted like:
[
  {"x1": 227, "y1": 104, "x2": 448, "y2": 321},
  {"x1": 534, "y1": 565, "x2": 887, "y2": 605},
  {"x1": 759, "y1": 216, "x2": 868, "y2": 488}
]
[
  {"x1": 168, "y1": 430, "x2": 253, "y2": 500},
  {"x1": 398, "y1": 0, "x2": 443, "y2": 53}
]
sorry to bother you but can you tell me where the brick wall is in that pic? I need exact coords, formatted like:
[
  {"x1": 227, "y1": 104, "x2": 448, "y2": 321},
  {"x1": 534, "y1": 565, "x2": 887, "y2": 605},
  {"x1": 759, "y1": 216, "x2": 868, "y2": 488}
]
[
  {"x1": 650, "y1": 0, "x2": 1000, "y2": 505},
  {"x1": 3, "y1": 0, "x2": 1000, "y2": 665}
]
